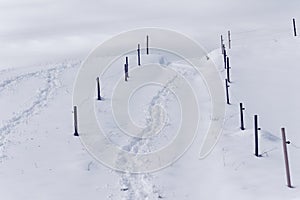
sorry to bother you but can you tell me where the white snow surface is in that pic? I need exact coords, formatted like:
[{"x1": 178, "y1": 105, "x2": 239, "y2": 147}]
[
  {"x1": 1, "y1": 2, "x2": 300, "y2": 199},
  {"x1": 1, "y1": 30, "x2": 300, "y2": 199}
]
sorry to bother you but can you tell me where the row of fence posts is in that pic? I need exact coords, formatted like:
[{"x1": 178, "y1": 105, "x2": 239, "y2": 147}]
[
  {"x1": 72, "y1": 34, "x2": 151, "y2": 136},
  {"x1": 222, "y1": 18, "x2": 297, "y2": 188},
  {"x1": 222, "y1": 33, "x2": 232, "y2": 106},
  {"x1": 126, "y1": 35, "x2": 149, "y2": 80},
  {"x1": 72, "y1": 20, "x2": 298, "y2": 187}
]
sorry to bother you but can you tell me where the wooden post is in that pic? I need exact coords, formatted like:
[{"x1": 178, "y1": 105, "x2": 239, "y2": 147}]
[
  {"x1": 293, "y1": 18, "x2": 297, "y2": 37},
  {"x1": 281, "y1": 128, "x2": 292, "y2": 188},
  {"x1": 239, "y1": 103, "x2": 245, "y2": 130},
  {"x1": 96, "y1": 77, "x2": 101, "y2": 100},
  {"x1": 137, "y1": 44, "x2": 141, "y2": 66},
  {"x1": 226, "y1": 56, "x2": 231, "y2": 82},
  {"x1": 146, "y1": 35, "x2": 149, "y2": 55},
  {"x1": 254, "y1": 115, "x2": 260, "y2": 157},
  {"x1": 225, "y1": 79, "x2": 230, "y2": 104},
  {"x1": 73, "y1": 106, "x2": 79, "y2": 136},
  {"x1": 223, "y1": 49, "x2": 227, "y2": 69},
  {"x1": 228, "y1": 30, "x2": 231, "y2": 49}
]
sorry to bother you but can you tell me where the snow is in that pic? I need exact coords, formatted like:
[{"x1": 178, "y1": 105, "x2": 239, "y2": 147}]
[{"x1": 1, "y1": 1, "x2": 300, "y2": 200}]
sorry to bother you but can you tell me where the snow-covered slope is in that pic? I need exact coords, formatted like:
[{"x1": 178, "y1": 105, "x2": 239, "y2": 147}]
[{"x1": 1, "y1": 28, "x2": 300, "y2": 200}]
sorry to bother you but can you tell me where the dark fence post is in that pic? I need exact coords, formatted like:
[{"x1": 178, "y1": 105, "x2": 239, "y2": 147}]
[
  {"x1": 225, "y1": 79, "x2": 230, "y2": 104},
  {"x1": 146, "y1": 35, "x2": 149, "y2": 55},
  {"x1": 124, "y1": 64, "x2": 128, "y2": 81},
  {"x1": 254, "y1": 115, "x2": 260, "y2": 157},
  {"x1": 73, "y1": 106, "x2": 79, "y2": 136},
  {"x1": 223, "y1": 49, "x2": 227, "y2": 69},
  {"x1": 293, "y1": 18, "x2": 297, "y2": 37},
  {"x1": 137, "y1": 44, "x2": 141, "y2": 66},
  {"x1": 228, "y1": 30, "x2": 231, "y2": 49},
  {"x1": 96, "y1": 77, "x2": 101, "y2": 100},
  {"x1": 281, "y1": 128, "x2": 292, "y2": 188},
  {"x1": 126, "y1": 56, "x2": 129, "y2": 67},
  {"x1": 221, "y1": 35, "x2": 224, "y2": 54},
  {"x1": 226, "y1": 56, "x2": 231, "y2": 82},
  {"x1": 124, "y1": 56, "x2": 129, "y2": 81},
  {"x1": 240, "y1": 103, "x2": 245, "y2": 130}
]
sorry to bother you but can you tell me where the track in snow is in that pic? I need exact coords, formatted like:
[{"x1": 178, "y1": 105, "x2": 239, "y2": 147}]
[
  {"x1": 0, "y1": 62, "x2": 79, "y2": 158},
  {"x1": 117, "y1": 77, "x2": 177, "y2": 200}
]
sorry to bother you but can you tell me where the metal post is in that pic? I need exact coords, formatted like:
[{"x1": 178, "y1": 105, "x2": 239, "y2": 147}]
[
  {"x1": 96, "y1": 77, "x2": 101, "y2": 100},
  {"x1": 281, "y1": 128, "x2": 292, "y2": 188},
  {"x1": 240, "y1": 103, "x2": 245, "y2": 130},
  {"x1": 225, "y1": 79, "x2": 230, "y2": 104},
  {"x1": 293, "y1": 18, "x2": 297, "y2": 37},
  {"x1": 124, "y1": 63, "x2": 128, "y2": 81},
  {"x1": 226, "y1": 56, "x2": 231, "y2": 82},
  {"x1": 146, "y1": 35, "x2": 149, "y2": 55},
  {"x1": 228, "y1": 30, "x2": 231, "y2": 49},
  {"x1": 125, "y1": 56, "x2": 129, "y2": 81},
  {"x1": 221, "y1": 35, "x2": 224, "y2": 54},
  {"x1": 137, "y1": 44, "x2": 141, "y2": 66},
  {"x1": 73, "y1": 106, "x2": 79, "y2": 136},
  {"x1": 224, "y1": 49, "x2": 227, "y2": 69},
  {"x1": 254, "y1": 115, "x2": 259, "y2": 157}
]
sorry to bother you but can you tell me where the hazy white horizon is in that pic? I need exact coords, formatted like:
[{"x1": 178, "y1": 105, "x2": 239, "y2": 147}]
[{"x1": 0, "y1": 0, "x2": 299, "y2": 68}]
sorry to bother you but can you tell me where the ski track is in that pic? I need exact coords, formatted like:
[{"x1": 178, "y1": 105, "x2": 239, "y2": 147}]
[
  {"x1": 0, "y1": 57, "x2": 196, "y2": 199},
  {"x1": 0, "y1": 62, "x2": 79, "y2": 157},
  {"x1": 117, "y1": 75, "x2": 179, "y2": 200},
  {"x1": 0, "y1": 71, "x2": 41, "y2": 93}
]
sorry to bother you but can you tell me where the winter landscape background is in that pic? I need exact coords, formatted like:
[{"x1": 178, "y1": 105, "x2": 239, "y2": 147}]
[{"x1": 1, "y1": 0, "x2": 300, "y2": 199}]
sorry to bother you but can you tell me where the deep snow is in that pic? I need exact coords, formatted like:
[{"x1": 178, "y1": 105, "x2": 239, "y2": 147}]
[
  {"x1": 1, "y1": 27, "x2": 300, "y2": 199},
  {"x1": 1, "y1": 1, "x2": 300, "y2": 199}
]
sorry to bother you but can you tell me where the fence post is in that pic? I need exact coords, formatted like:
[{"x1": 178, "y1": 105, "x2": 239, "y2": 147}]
[
  {"x1": 224, "y1": 49, "x2": 227, "y2": 69},
  {"x1": 221, "y1": 35, "x2": 224, "y2": 54},
  {"x1": 228, "y1": 30, "x2": 231, "y2": 49},
  {"x1": 254, "y1": 115, "x2": 260, "y2": 157},
  {"x1": 124, "y1": 64, "x2": 128, "y2": 81},
  {"x1": 225, "y1": 79, "x2": 230, "y2": 104},
  {"x1": 281, "y1": 128, "x2": 292, "y2": 188},
  {"x1": 226, "y1": 56, "x2": 231, "y2": 82},
  {"x1": 240, "y1": 103, "x2": 245, "y2": 130},
  {"x1": 73, "y1": 106, "x2": 79, "y2": 136},
  {"x1": 124, "y1": 56, "x2": 129, "y2": 81},
  {"x1": 96, "y1": 77, "x2": 101, "y2": 100},
  {"x1": 293, "y1": 18, "x2": 297, "y2": 37},
  {"x1": 126, "y1": 56, "x2": 129, "y2": 67},
  {"x1": 146, "y1": 35, "x2": 149, "y2": 55},
  {"x1": 137, "y1": 44, "x2": 141, "y2": 66}
]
